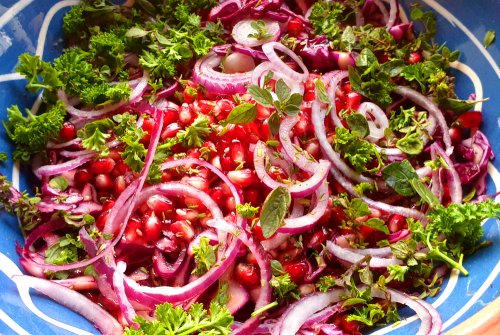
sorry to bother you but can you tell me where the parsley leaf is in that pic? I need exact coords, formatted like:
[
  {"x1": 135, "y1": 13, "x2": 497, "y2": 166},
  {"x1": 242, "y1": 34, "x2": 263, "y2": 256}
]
[
  {"x1": 270, "y1": 273, "x2": 300, "y2": 302},
  {"x1": 334, "y1": 127, "x2": 382, "y2": 174},
  {"x1": 192, "y1": 237, "x2": 218, "y2": 275},
  {"x1": 177, "y1": 114, "x2": 212, "y2": 147},
  {"x1": 236, "y1": 203, "x2": 260, "y2": 218}
]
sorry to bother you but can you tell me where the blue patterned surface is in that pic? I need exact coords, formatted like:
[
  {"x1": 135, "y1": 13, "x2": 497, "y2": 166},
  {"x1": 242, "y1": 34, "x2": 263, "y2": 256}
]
[{"x1": 0, "y1": 1, "x2": 499, "y2": 334}]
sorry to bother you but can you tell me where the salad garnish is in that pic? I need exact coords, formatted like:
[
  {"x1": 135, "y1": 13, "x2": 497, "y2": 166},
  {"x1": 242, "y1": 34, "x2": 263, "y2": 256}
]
[{"x1": 1, "y1": 1, "x2": 499, "y2": 335}]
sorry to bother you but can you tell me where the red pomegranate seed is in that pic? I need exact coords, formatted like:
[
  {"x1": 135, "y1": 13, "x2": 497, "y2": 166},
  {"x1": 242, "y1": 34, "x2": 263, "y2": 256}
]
[
  {"x1": 268, "y1": 166, "x2": 288, "y2": 181},
  {"x1": 74, "y1": 169, "x2": 93, "y2": 188},
  {"x1": 210, "y1": 186, "x2": 225, "y2": 207},
  {"x1": 146, "y1": 194, "x2": 175, "y2": 217},
  {"x1": 161, "y1": 122, "x2": 182, "y2": 141},
  {"x1": 163, "y1": 106, "x2": 180, "y2": 124},
  {"x1": 214, "y1": 99, "x2": 234, "y2": 119},
  {"x1": 235, "y1": 263, "x2": 260, "y2": 288},
  {"x1": 170, "y1": 220, "x2": 195, "y2": 242},
  {"x1": 91, "y1": 157, "x2": 116, "y2": 174},
  {"x1": 124, "y1": 217, "x2": 145, "y2": 243},
  {"x1": 142, "y1": 212, "x2": 162, "y2": 242},
  {"x1": 244, "y1": 188, "x2": 261, "y2": 207},
  {"x1": 96, "y1": 209, "x2": 111, "y2": 231},
  {"x1": 175, "y1": 208, "x2": 200, "y2": 223},
  {"x1": 408, "y1": 52, "x2": 422, "y2": 64},
  {"x1": 287, "y1": 17, "x2": 303, "y2": 37},
  {"x1": 230, "y1": 141, "x2": 247, "y2": 166},
  {"x1": 141, "y1": 117, "x2": 155, "y2": 134},
  {"x1": 227, "y1": 169, "x2": 256, "y2": 188},
  {"x1": 449, "y1": 127, "x2": 462, "y2": 144},
  {"x1": 179, "y1": 103, "x2": 193, "y2": 125},
  {"x1": 183, "y1": 175, "x2": 209, "y2": 192},
  {"x1": 113, "y1": 175, "x2": 126, "y2": 197},
  {"x1": 388, "y1": 214, "x2": 407, "y2": 233},
  {"x1": 284, "y1": 260, "x2": 309, "y2": 283},
  {"x1": 101, "y1": 199, "x2": 115, "y2": 211},
  {"x1": 112, "y1": 160, "x2": 130, "y2": 177},
  {"x1": 225, "y1": 196, "x2": 236, "y2": 212},
  {"x1": 59, "y1": 121, "x2": 76, "y2": 142},
  {"x1": 345, "y1": 92, "x2": 362, "y2": 110},
  {"x1": 456, "y1": 111, "x2": 482, "y2": 129},
  {"x1": 306, "y1": 230, "x2": 327, "y2": 250},
  {"x1": 256, "y1": 104, "x2": 272, "y2": 120},
  {"x1": 95, "y1": 174, "x2": 113, "y2": 190},
  {"x1": 303, "y1": 91, "x2": 316, "y2": 102}
]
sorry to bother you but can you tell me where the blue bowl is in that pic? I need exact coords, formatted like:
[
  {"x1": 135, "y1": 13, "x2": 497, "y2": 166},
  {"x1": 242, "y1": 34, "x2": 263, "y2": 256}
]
[{"x1": 0, "y1": 1, "x2": 499, "y2": 334}]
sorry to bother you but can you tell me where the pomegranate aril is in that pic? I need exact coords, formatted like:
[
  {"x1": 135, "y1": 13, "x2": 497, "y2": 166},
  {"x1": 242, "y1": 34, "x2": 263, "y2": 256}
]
[
  {"x1": 91, "y1": 157, "x2": 116, "y2": 174},
  {"x1": 456, "y1": 111, "x2": 482, "y2": 129},
  {"x1": 161, "y1": 122, "x2": 182, "y2": 141},
  {"x1": 113, "y1": 175, "x2": 126, "y2": 197},
  {"x1": 214, "y1": 99, "x2": 234, "y2": 118},
  {"x1": 170, "y1": 220, "x2": 194, "y2": 242},
  {"x1": 345, "y1": 91, "x2": 362, "y2": 110},
  {"x1": 124, "y1": 217, "x2": 144, "y2": 243},
  {"x1": 225, "y1": 196, "x2": 236, "y2": 212},
  {"x1": 95, "y1": 174, "x2": 113, "y2": 190},
  {"x1": 449, "y1": 127, "x2": 462, "y2": 144},
  {"x1": 256, "y1": 104, "x2": 272, "y2": 120},
  {"x1": 96, "y1": 209, "x2": 111, "y2": 231},
  {"x1": 179, "y1": 103, "x2": 193, "y2": 125},
  {"x1": 182, "y1": 175, "x2": 209, "y2": 192},
  {"x1": 101, "y1": 199, "x2": 115, "y2": 211},
  {"x1": 408, "y1": 51, "x2": 422, "y2": 64},
  {"x1": 303, "y1": 90, "x2": 316, "y2": 102},
  {"x1": 147, "y1": 194, "x2": 175, "y2": 218},
  {"x1": 142, "y1": 212, "x2": 162, "y2": 242},
  {"x1": 244, "y1": 188, "x2": 261, "y2": 207},
  {"x1": 388, "y1": 214, "x2": 407, "y2": 233},
  {"x1": 284, "y1": 260, "x2": 309, "y2": 283},
  {"x1": 59, "y1": 121, "x2": 76, "y2": 141},
  {"x1": 74, "y1": 169, "x2": 93, "y2": 188},
  {"x1": 287, "y1": 17, "x2": 303, "y2": 37},
  {"x1": 227, "y1": 169, "x2": 256, "y2": 188},
  {"x1": 268, "y1": 166, "x2": 288, "y2": 181},
  {"x1": 235, "y1": 263, "x2": 260, "y2": 288},
  {"x1": 175, "y1": 208, "x2": 200, "y2": 222}
]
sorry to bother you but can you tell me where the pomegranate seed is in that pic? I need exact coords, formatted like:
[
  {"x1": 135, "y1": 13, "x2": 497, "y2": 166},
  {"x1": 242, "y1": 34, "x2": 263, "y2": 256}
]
[
  {"x1": 306, "y1": 230, "x2": 327, "y2": 250},
  {"x1": 345, "y1": 92, "x2": 362, "y2": 110},
  {"x1": 59, "y1": 121, "x2": 76, "y2": 141},
  {"x1": 147, "y1": 194, "x2": 175, "y2": 218},
  {"x1": 170, "y1": 220, "x2": 195, "y2": 242},
  {"x1": 214, "y1": 99, "x2": 234, "y2": 118},
  {"x1": 141, "y1": 117, "x2": 155, "y2": 134},
  {"x1": 179, "y1": 103, "x2": 193, "y2": 125},
  {"x1": 74, "y1": 169, "x2": 93, "y2": 188},
  {"x1": 284, "y1": 260, "x2": 309, "y2": 283},
  {"x1": 287, "y1": 17, "x2": 303, "y2": 37},
  {"x1": 235, "y1": 263, "x2": 260, "y2": 288},
  {"x1": 161, "y1": 122, "x2": 182, "y2": 141},
  {"x1": 101, "y1": 199, "x2": 115, "y2": 211},
  {"x1": 225, "y1": 196, "x2": 236, "y2": 212},
  {"x1": 91, "y1": 157, "x2": 116, "y2": 174},
  {"x1": 96, "y1": 209, "x2": 111, "y2": 231},
  {"x1": 449, "y1": 127, "x2": 462, "y2": 144},
  {"x1": 268, "y1": 166, "x2": 288, "y2": 181},
  {"x1": 95, "y1": 174, "x2": 113, "y2": 190},
  {"x1": 303, "y1": 91, "x2": 316, "y2": 102},
  {"x1": 175, "y1": 208, "x2": 200, "y2": 223},
  {"x1": 230, "y1": 141, "x2": 247, "y2": 166},
  {"x1": 304, "y1": 140, "x2": 320, "y2": 159},
  {"x1": 210, "y1": 186, "x2": 225, "y2": 207},
  {"x1": 408, "y1": 52, "x2": 422, "y2": 64},
  {"x1": 112, "y1": 160, "x2": 130, "y2": 177},
  {"x1": 163, "y1": 106, "x2": 179, "y2": 124},
  {"x1": 256, "y1": 104, "x2": 271, "y2": 120},
  {"x1": 142, "y1": 212, "x2": 162, "y2": 242},
  {"x1": 227, "y1": 169, "x2": 256, "y2": 188},
  {"x1": 244, "y1": 188, "x2": 261, "y2": 207},
  {"x1": 124, "y1": 217, "x2": 145, "y2": 243},
  {"x1": 182, "y1": 175, "x2": 209, "y2": 192},
  {"x1": 183, "y1": 86, "x2": 198, "y2": 103},
  {"x1": 456, "y1": 111, "x2": 482, "y2": 129},
  {"x1": 113, "y1": 175, "x2": 126, "y2": 197},
  {"x1": 388, "y1": 214, "x2": 407, "y2": 233}
]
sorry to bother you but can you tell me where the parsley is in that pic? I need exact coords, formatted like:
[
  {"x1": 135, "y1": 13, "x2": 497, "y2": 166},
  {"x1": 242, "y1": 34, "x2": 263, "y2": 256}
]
[
  {"x1": 177, "y1": 115, "x2": 212, "y2": 148},
  {"x1": 270, "y1": 273, "x2": 300, "y2": 302},
  {"x1": 317, "y1": 275, "x2": 338, "y2": 292},
  {"x1": 124, "y1": 301, "x2": 233, "y2": 335},
  {"x1": 236, "y1": 203, "x2": 260, "y2": 218},
  {"x1": 192, "y1": 237, "x2": 218, "y2": 275},
  {"x1": 334, "y1": 127, "x2": 382, "y2": 174},
  {"x1": 3, "y1": 101, "x2": 66, "y2": 163},
  {"x1": 45, "y1": 234, "x2": 84, "y2": 265}
]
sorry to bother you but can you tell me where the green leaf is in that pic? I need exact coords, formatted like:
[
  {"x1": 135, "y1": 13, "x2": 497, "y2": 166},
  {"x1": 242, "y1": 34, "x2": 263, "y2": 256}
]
[
  {"x1": 345, "y1": 113, "x2": 369, "y2": 138},
  {"x1": 275, "y1": 79, "x2": 291, "y2": 102},
  {"x1": 282, "y1": 103, "x2": 301, "y2": 116},
  {"x1": 409, "y1": 178, "x2": 440, "y2": 207},
  {"x1": 382, "y1": 160, "x2": 419, "y2": 196},
  {"x1": 49, "y1": 176, "x2": 69, "y2": 191},
  {"x1": 260, "y1": 186, "x2": 291, "y2": 238},
  {"x1": 125, "y1": 27, "x2": 150, "y2": 38},
  {"x1": 222, "y1": 103, "x2": 257, "y2": 125},
  {"x1": 315, "y1": 79, "x2": 330, "y2": 104},
  {"x1": 236, "y1": 202, "x2": 260, "y2": 218},
  {"x1": 270, "y1": 273, "x2": 300, "y2": 302},
  {"x1": 341, "y1": 26, "x2": 356, "y2": 52},
  {"x1": 364, "y1": 218, "x2": 389, "y2": 234},
  {"x1": 271, "y1": 259, "x2": 285, "y2": 276},
  {"x1": 440, "y1": 97, "x2": 488, "y2": 114},
  {"x1": 248, "y1": 85, "x2": 274, "y2": 107},
  {"x1": 396, "y1": 131, "x2": 424, "y2": 155},
  {"x1": 379, "y1": 59, "x2": 405, "y2": 77},
  {"x1": 484, "y1": 29, "x2": 496, "y2": 48},
  {"x1": 268, "y1": 111, "x2": 281, "y2": 136},
  {"x1": 192, "y1": 237, "x2": 218, "y2": 275}
]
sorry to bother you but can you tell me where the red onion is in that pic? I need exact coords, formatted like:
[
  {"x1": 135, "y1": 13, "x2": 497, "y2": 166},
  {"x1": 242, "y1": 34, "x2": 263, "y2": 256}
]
[
  {"x1": 12, "y1": 275, "x2": 123, "y2": 335},
  {"x1": 34, "y1": 153, "x2": 95, "y2": 179},
  {"x1": 233, "y1": 44, "x2": 268, "y2": 60},
  {"x1": 326, "y1": 240, "x2": 403, "y2": 268},
  {"x1": 193, "y1": 52, "x2": 253, "y2": 95},
  {"x1": 262, "y1": 42, "x2": 309, "y2": 82},
  {"x1": 209, "y1": 0, "x2": 243, "y2": 22},
  {"x1": 113, "y1": 261, "x2": 138, "y2": 328},
  {"x1": 232, "y1": 19, "x2": 280, "y2": 47},
  {"x1": 272, "y1": 289, "x2": 346, "y2": 335},
  {"x1": 431, "y1": 143, "x2": 462, "y2": 204},
  {"x1": 53, "y1": 276, "x2": 98, "y2": 291},
  {"x1": 385, "y1": 0, "x2": 399, "y2": 29},
  {"x1": 357, "y1": 102, "x2": 389, "y2": 142}
]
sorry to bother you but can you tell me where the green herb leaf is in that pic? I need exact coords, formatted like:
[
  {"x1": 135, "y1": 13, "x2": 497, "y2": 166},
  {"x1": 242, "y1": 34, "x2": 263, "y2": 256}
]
[
  {"x1": 275, "y1": 79, "x2": 291, "y2": 102},
  {"x1": 192, "y1": 236, "x2": 218, "y2": 275},
  {"x1": 236, "y1": 202, "x2": 260, "y2": 218},
  {"x1": 345, "y1": 113, "x2": 369, "y2": 138},
  {"x1": 441, "y1": 97, "x2": 488, "y2": 114},
  {"x1": 268, "y1": 111, "x2": 281, "y2": 136},
  {"x1": 396, "y1": 131, "x2": 424, "y2": 155},
  {"x1": 484, "y1": 29, "x2": 496, "y2": 48},
  {"x1": 382, "y1": 160, "x2": 419, "y2": 196},
  {"x1": 409, "y1": 178, "x2": 440, "y2": 207},
  {"x1": 260, "y1": 186, "x2": 291, "y2": 238},
  {"x1": 222, "y1": 103, "x2": 257, "y2": 125},
  {"x1": 248, "y1": 85, "x2": 274, "y2": 107},
  {"x1": 49, "y1": 176, "x2": 69, "y2": 191},
  {"x1": 364, "y1": 218, "x2": 389, "y2": 235},
  {"x1": 315, "y1": 79, "x2": 330, "y2": 104}
]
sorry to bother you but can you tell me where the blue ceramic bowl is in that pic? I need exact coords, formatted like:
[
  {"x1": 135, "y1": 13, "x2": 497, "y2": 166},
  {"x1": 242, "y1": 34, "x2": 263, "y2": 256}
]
[{"x1": 0, "y1": 1, "x2": 499, "y2": 334}]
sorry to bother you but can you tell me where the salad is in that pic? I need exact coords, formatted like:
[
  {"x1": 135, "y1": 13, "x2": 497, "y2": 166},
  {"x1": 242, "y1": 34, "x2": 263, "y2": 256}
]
[{"x1": 0, "y1": 0, "x2": 499, "y2": 334}]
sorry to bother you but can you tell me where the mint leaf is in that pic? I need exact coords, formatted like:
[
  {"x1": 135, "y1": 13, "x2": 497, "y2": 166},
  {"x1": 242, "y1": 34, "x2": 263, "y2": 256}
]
[
  {"x1": 248, "y1": 85, "x2": 273, "y2": 107},
  {"x1": 382, "y1": 160, "x2": 418, "y2": 196},
  {"x1": 315, "y1": 79, "x2": 330, "y2": 104},
  {"x1": 49, "y1": 176, "x2": 69, "y2": 191},
  {"x1": 260, "y1": 186, "x2": 291, "y2": 238},
  {"x1": 275, "y1": 79, "x2": 291, "y2": 102},
  {"x1": 345, "y1": 113, "x2": 369, "y2": 138},
  {"x1": 484, "y1": 29, "x2": 495, "y2": 48},
  {"x1": 222, "y1": 103, "x2": 257, "y2": 125},
  {"x1": 410, "y1": 178, "x2": 440, "y2": 207},
  {"x1": 268, "y1": 111, "x2": 281, "y2": 136},
  {"x1": 364, "y1": 218, "x2": 389, "y2": 234}
]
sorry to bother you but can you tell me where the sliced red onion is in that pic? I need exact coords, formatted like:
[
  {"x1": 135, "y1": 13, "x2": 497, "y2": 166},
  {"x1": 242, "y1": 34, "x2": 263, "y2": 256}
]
[
  {"x1": 34, "y1": 153, "x2": 95, "y2": 179},
  {"x1": 233, "y1": 44, "x2": 268, "y2": 60},
  {"x1": 388, "y1": 23, "x2": 411, "y2": 41},
  {"x1": 357, "y1": 102, "x2": 389, "y2": 142},
  {"x1": 371, "y1": 287, "x2": 440, "y2": 335},
  {"x1": 326, "y1": 71, "x2": 349, "y2": 129},
  {"x1": 262, "y1": 42, "x2": 309, "y2": 82},
  {"x1": 335, "y1": 235, "x2": 394, "y2": 257},
  {"x1": 113, "y1": 261, "x2": 138, "y2": 328},
  {"x1": 362, "y1": 197, "x2": 425, "y2": 220},
  {"x1": 73, "y1": 201, "x2": 103, "y2": 215},
  {"x1": 226, "y1": 278, "x2": 250, "y2": 314},
  {"x1": 388, "y1": 229, "x2": 410, "y2": 243},
  {"x1": 272, "y1": 289, "x2": 346, "y2": 335},
  {"x1": 53, "y1": 276, "x2": 98, "y2": 291},
  {"x1": 394, "y1": 86, "x2": 452, "y2": 154},
  {"x1": 208, "y1": 0, "x2": 243, "y2": 22},
  {"x1": 46, "y1": 138, "x2": 82, "y2": 149},
  {"x1": 11, "y1": 275, "x2": 123, "y2": 335},
  {"x1": 431, "y1": 143, "x2": 462, "y2": 204},
  {"x1": 326, "y1": 240, "x2": 403, "y2": 268},
  {"x1": 385, "y1": 0, "x2": 399, "y2": 29},
  {"x1": 232, "y1": 19, "x2": 280, "y2": 47},
  {"x1": 311, "y1": 100, "x2": 373, "y2": 184},
  {"x1": 193, "y1": 52, "x2": 253, "y2": 95},
  {"x1": 254, "y1": 141, "x2": 330, "y2": 198},
  {"x1": 155, "y1": 81, "x2": 179, "y2": 100},
  {"x1": 153, "y1": 247, "x2": 186, "y2": 280},
  {"x1": 251, "y1": 61, "x2": 275, "y2": 86},
  {"x1": 59, "y1": 149, "x2": 95, "y2": 158}
]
